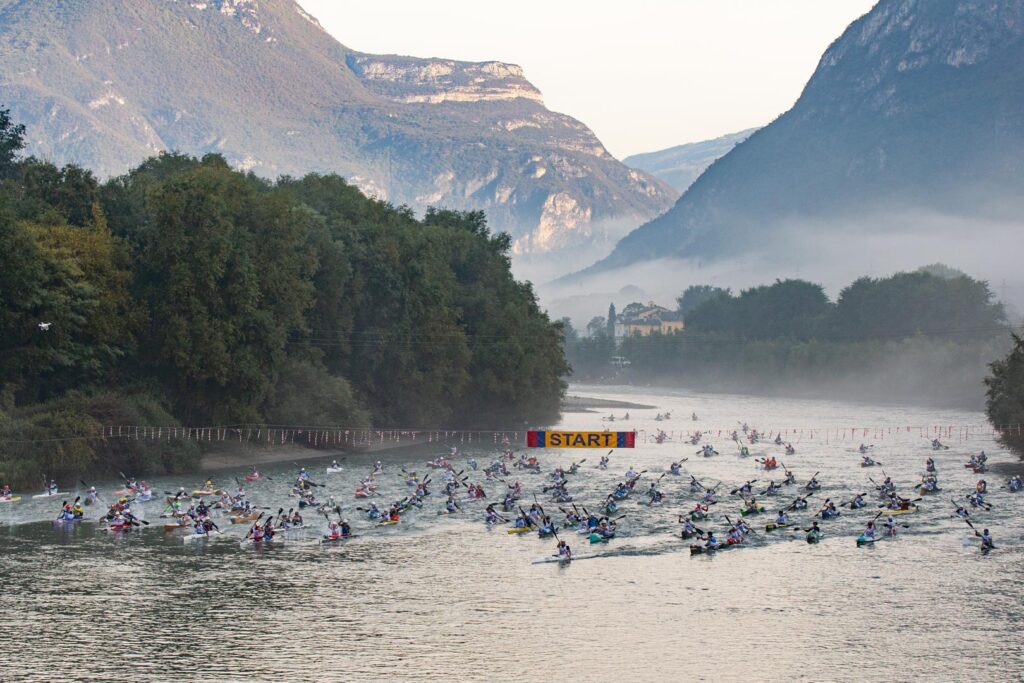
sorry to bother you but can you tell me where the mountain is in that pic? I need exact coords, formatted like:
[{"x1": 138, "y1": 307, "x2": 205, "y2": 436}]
[
  {"x1": 580, "y1": 0, "x2": 1024, "y2": 275},
  {"x1": 0, "y1": 0, "x2": 674, "y2": 254},
  {"x1": 623, "y1": 128, "x2": 757, "y2": 193}
]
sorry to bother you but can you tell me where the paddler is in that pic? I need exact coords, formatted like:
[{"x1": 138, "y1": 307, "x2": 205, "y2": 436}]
[
  {"x1": 612, "y1": 482, "x2": 630, "y2": 499},
  {"x1": 785, "y1": 444, "x2": 795, "y2": 456},
  {"x1": 819, "y1": 500, "x2": 839, "y2": 519},
  {"x1": 647, "y1": 483, "x2": 663, "y2": 504},
  {"x1": 862, "y1": 456, "x2": 876, "y2": 467},
  {"x1": 296, "y1": 468, "x2": 310, "y2": 482},
  {"x1": 789, "y1": 495, "x2": 808, "y2": 511},
  {"x1": 47, "y1": 480, "x2": 58, "y2": 495},
  {"x1": 773, "y1": 510, "x2": 789, "y2": 525},
  {"x1": 859, "y1": 443, "x2": 870, "y2": 454},
  {"x1": 326, "y1": 520, "x2": 343, "y2": 539},
  {"x1": 925, "y1": 457, "x2": 936, "y2": 473},
  {"x1": 484, "y1": 505, "x2": 503, "y2": 525},
  {"x1": 538, "y1": 515, "x2": 556, "y2": 535},
  {"x1": 1, "y1": 484, "x2": 11, "y2": 496},
  {"x1": 1008, "y1": 475, "x2": 1023, "y2": 492},
  {"x1": 331, "y1": 460, "x2": 341, "y2": 470},
  {"x1": 290, "y1": 510, "x2": 303, "y2": 526},
  {"x1": 703, "y1": 531, "x2": 720, "y2": 550},
  {"x1": 366, "y1": 502, "x2": 381, "y2": 520},
  {"x1": 71, "y1": 502, "x2": 84, "y2": 519},
  {"x1": 976, "y1": 528, "x2": 994, "y2": 551},
  {"x1": 862, "y1": 520, "x2": 877, "y2": 541},
  {"x1": 764, "y1": 481, "x2": 780, "y2": 496},
  {"x1": 701, "y1": 489, "x2": 717, "y2": 504},
  {"x1": 86, "y1": 486, "x2": 100, "y2": 504},
  {"x1": 975, "y1": 479, "x2": 987, "y2": 494},
  {"x1": 625, "y1": 466, "x2": 639, "y2": 481},
  {"x1": 444, "y1": 496, "x2": 462, "y2": 514},
  {"x1": 850, "y1": 493, "x2": 866, "y2": 509},
  {"x1": 679, "y1": 516, "x2": 698, "y2": 537},
  {"x1": 953, "y1": 504, "x2": 970, "y2": 519},
  {"x1": 669, "y1": 462, "x2": 682, "y2": 476},
  {"x1": 883, "y1": 516, "x2": 898, "y2": 537},
  {"x1": 513, "y1": 512, "x2": 530, "y2": 529},
  {"x1": 968, "y1": 491, "x2": 987, "y2": 508},
  {"x1": 726, "y1": 526, "x2": 744, "y2": 544},
  {"x1": 598, "y1": 455, "x2": 609, "y2": 470},
  {"x1": 742, "y1": 496, "x2": 759, "y2": 514},
  {"x1": 373, "y1": 461, "x2": 384, "y2": 475},
  {"x1": 805, "y1": 475, "x2": 821, "y2": 491},
  {"x1": 689, "y1": 476, "x2": 703, "y2": 492},
  {"x1": 738, "y1": 481, "x2": 754, "y2": 495},
  {"x1": 783, "y1": 470, "x2": 796, "y2": 485},
  {"x1": 555, "y1": 539, "x2": 572, "y2": 560}
]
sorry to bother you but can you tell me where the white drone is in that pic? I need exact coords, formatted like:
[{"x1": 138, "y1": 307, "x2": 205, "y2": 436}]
[{"x1": 38, "y1": 322, "x2": 52, "y2": 331}]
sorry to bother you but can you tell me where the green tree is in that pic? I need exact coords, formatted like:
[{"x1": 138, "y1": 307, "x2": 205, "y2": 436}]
[
  {"x1": 985, "y1": 333, "x2": 1024, "y2": 456},
  {"x1": 0, "y1": 107, "x2": 25, "y2": 180},
  {"x1": 676, "y1": 285, "x2": 730, "y2": 316}
]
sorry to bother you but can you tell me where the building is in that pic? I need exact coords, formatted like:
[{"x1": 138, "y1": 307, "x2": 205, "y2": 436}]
[{"x1": 614, "y1": 302, "x2": 685, "y2": 338}]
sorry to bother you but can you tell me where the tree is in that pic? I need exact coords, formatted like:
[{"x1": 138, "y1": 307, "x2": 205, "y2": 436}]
[
  {"x1": 677, "y1": 285, "x2": 730, "y2": 316},
  {"x1": 985, "y1": 333, "x2": 1024, "y2": 456},
  {"x1": 0, "y1": 107, "x2": 25, "y2": 179},
  {"x1": 607, "y1": 303, "x2": 616, "y2": 337},
  {"x1": 587, "y1": 316, "x2": 607, "y2": 338}
]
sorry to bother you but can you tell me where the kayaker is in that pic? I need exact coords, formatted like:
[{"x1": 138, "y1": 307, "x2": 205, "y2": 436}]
[
  {"x1": 953, "y1": 504, "x2": 970, "y2": 519},
  {"x1": 669, "y1": 462, "x2": 682, "y2": 476},
  {"x1": 805, "y1": 521, "x2": 821, "y2": 535},
  {"x1": 738, "y1": 481, "x2": 754, "y2": 495},
  {"x1": 340, "y1": 519, "x2": 352, "y2": 537},
  {"x1": 743, "y1": 497, "x2": 760, "y2": 514},
  {"x1": 850, "y1": 494, "x2": 866, "y2": 509},
  {"x1": 1, "y1": 484, "x2": 10, "y2": 496},
  {"x1": 679, "y1": 517, "x2": 698, "y2": 537},
  {"x1": 468, "y1": 459, "x2": 478, "y2": 471},
  {"x1": 819, "y1": 500, "x2": 839, "y2": 519},
  {"x1": 692, "y1": 503, "x2": 709, "y2": 519},
  {"x1": 774, "y1": 434, "x2": 784, "y2": 445},
  {"x1": 366, "y1": 502, "x2": 381, "y2": 520},
  {"x1": 296, "y1": 468, "x2": 310, "y2": 482},
  {"x1": 883, "y1": 516, "x2": 898, "y2": 537},
  {"x1": 764, "y1": 482, "x2": 780, "y2": 496},
  {"x1": 330, "y1": 460, "x2": 341, "y2": 469},
  {"x1": 789, "y1": 496, "x2": 808, "y2": 511},
  {"x1": 86, "y1": 487, "x2": 100, "y2": 504},
  {"x1": 538, "y1": 515, "x2": 556, "y2": 535},
  {"x1": 444, "y1": 496, "x2": 461, "y2": 514},
  {"x1": 71, "y1": 502, "x2": 84, "y2": 519},
  {"x1": 326, "y1": 520, "x2": 343, "y2": 539},
  {"x1": 968, "y1": 491, "x2": 986, "y2": 508},
  {"x1": 556, "y1": 540, "x2": 572, "y2": 560},
  {"x1": 513, "y1": 512, "x2": 530, "y2": 529},
  {"x1": 862, "y1": 456, "x2": 876, "y2": 467},
  {"x1": 925, "y1": 457, "x2": 936, "y2": 473},
  {"x1": 727, "y1": 526, "x2": 744, "y2": 544},
  {"x1": 1008, "y1": 476, "x2": 1023, "y2": 492},
  {"x1": 47, "y1": 480, "x2": 58, "y2": 495},
  {"x1": 373, "y1": 461, "x2": 384, "y2": 475},
  {"x1": 290, "y1": 510, "x2": 303, "y2": 526},
  {"x1": 862, "y1": 521, "x2": 877, "y2": 540},
  {"x1": 976, "y1": 528, "x2": 994, "y2": 551},
  {"x1": 598, "y1": 455, "x2": 609, "y2": 470},
  {"x1": 484, "y1": 505, "x2": 503, "y2": 525},
  {"x1": 785, "y1": 444, "x2": 796, "y2": 456},
  {"x1": 805, "y1": 476, "x2": 821, "y2": 491},
  {"x1": 976, "y1": 479, "x2": 987, "y2": 494},
  {"x1": 703, "y1": 531, "x2": 720, "y2": 550},
  {"x1": 774, "y1": 510, "x2": 788, "y2": 525},
  {"x1": 625, "y1": 466, "x2": 639, "y2": 480},
  {"x1": 690, "y1": 476, "x2": 703, "y2": 492},
  {"x1": 783, "y1": 470, "x2": 796, "y2": 485},
  {"x1": 859, "y1": 443, "x2": 870, "y2": 454}
]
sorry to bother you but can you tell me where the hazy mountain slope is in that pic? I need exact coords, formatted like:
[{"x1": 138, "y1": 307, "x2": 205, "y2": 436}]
[
  {"x1": 623, "y1": 128, "x2": 757, "y2": 193},
  {"x1": 581, "y1": 0, "x2": 1024, "y2": 274},
  {"x1": 0, "y1": 0, "x2": 674, "y2": 252}
]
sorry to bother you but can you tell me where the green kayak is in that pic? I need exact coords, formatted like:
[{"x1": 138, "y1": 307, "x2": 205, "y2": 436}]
[
  {"x1": 740, "y1": 506, "x2": 765, "y2": 517},
  {"x1": 589, "y1": 532, "x2": 615, "y2": 544},
  {"x1": 806, "y1": 531, "x2": 823, "y2": 544}
]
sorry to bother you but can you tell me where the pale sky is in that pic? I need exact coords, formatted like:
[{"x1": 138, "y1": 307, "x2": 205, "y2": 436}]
[{"x1": 298, "y1": 0, "x2": 877, "y2": 159}]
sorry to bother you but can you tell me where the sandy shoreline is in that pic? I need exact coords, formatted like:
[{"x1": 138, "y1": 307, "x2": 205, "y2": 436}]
[
  {"x1": 199, "y1": 440, "x2": 426, "y2": 473},
  {"x1": 562, "y1": 394, "x2": 656, "y2": 413}
]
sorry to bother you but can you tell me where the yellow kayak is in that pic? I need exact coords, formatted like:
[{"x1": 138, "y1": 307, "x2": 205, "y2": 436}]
[
  {"x1": 230, "y1": 514, "x2": 259, "y2": 524},
  {"x1": 506, "y1": 526, "x2": 532, "y2": 534},
  {"x1": 881, "y1": 505, "x2": 920, "y2": 516},
  {"x1": 0, "y1": 496, "x2": 21, "y2": 503},
  {"x1": 192, "y1": 489, "x2": 221, "y2": 496},
  {"x1": 377, "y1": 519, "x2": 399, "y2": 526}
]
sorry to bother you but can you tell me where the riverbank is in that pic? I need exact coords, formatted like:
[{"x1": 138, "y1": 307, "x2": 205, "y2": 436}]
[
  {"x1": 199, "y1": 440, "x2": 427, "y2": 473},
  {"x1": 562, "y1": 394, "x2": 655, "y2": 413}
]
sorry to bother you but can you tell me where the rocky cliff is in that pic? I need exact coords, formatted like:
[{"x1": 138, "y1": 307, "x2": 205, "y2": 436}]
[
  {"x1": 0, "y1": 0, "x2": 674, "y2": 253},
  {"x1": 579, "y1": 0, "x2": 1024, "y2": 275}
]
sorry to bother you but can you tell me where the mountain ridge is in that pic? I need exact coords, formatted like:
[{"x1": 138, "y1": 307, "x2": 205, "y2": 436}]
[
  {"x1": 0, "y1": 0, "x2": 674, "y2": 253},
  {"x1": 577, "y1": 0, "x2": 1024, "y2": 276},
  {"x1": 623, "y1": 128, "x2": 758, "y2": 193}
]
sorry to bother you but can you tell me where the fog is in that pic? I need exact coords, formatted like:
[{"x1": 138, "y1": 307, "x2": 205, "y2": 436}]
[{"x1": 531, "y1": 207, "x2": 1024, "y2": 327}]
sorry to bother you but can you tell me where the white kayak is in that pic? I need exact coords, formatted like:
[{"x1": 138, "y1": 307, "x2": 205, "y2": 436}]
[
  {"x1": 531, "y1": 553, "x2": 598, "y2": 565},
  {"x1": 326, "y1": 467, "x2": 344, "y2": 473},
  {"x1": 183, "y1": 530, "x2": 221, "y2": 543},
  {"x1": 32, "y1": 491, "x2": 70, "y2": 499}
]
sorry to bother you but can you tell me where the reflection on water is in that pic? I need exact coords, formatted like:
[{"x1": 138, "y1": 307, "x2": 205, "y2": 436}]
[{"x1": 1, "y1": 386, "x2": 1022, "y2": 681}]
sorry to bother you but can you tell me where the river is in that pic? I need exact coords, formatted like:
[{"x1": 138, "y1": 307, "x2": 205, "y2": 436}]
[{"x1": 1, "y1": 385, "x2": 1021, "y2": 681}]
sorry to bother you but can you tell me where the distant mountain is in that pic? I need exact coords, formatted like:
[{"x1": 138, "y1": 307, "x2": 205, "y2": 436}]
[
  {"x1": 579, "y1": 0, "x2": 1024, "y2": 275},
  {"x1": 0, "y1": 0, "x2": 674, "y2": 253},
  {"x1": 624, "y1": 128, "x2": 757, "y2": 193}
]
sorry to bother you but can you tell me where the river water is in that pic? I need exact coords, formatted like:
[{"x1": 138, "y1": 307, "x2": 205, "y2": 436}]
[{"x1": 1, "y1": 385, "x2": 1021, "y2": 681}]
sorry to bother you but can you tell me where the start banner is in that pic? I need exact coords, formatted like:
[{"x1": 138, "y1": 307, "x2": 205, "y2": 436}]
[{"x1": 526, "y1": 431, "x2": 636, "y2": 448}]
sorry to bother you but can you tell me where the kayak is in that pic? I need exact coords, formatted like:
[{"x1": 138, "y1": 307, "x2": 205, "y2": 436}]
[
  {"x1": 0, "y1": 496, "x2": 21, "y2": 503},
  {"x1": 604, "y1": 504, "x2": 618, "y2": 515},
  {"x1": 377, "y1": 519, "x2": 399, "y2": 527},
  {"x1": 32, "y1": 491, "x2": 69, "y2": 499},
  {"x1": 326, "y1": 466, "x2": 344, "y2": 473},
  {"x1": 806, "y1": 530, "x2": 823, "y2": 544},
  {"x1": 740, "y1": 506, "x2": 765, "y2": 517},
  {"x1": 507, "y1": 526, "x2": 532, "y2": 534},
  {"x1": 354, "y1": 491, "x2": 370, "y2": 498},
  {"x1": 856, "y1": 536, "x2": 877, "y2": 546},
  {"x1": 918, "y1": 486, "x2": 941, "y2": 495},
  {"x1": 589, "y1": 532, "x2": 615, "y2": 544},
  {"x1": 230, "y1": 514, "x2": 259, "y2": 524},
  {"x1": 538, "y1": 527, "x2": 558, "y2": 538},
  {"x1": 111, "y1": 488, "x2": 138, "y2": 495},
  {"x1": 244, "y1": 474, "x2": 262, "y2": 482},
  {"x1": 298, "y1": 499, "x2": 318, "y2": 508},
  {"x1": 879, "y1": 505, "x2": 919, "y2": 516},
  {"x1": 52, "y1": 517, "x2": 83, "y2": 525},
  {"x1": 531, "y1": 554, "x2": 573, "y2": 564},
  {"x1": 240, "y1": 536, "x2": 281, "y2": 547},
  {"x1": 765, "y1": 522, "x2": 789, "y2": 532},
  {"x1": 192, "y1": 489, "x2": 220, "y2": 496},
  {"x1": 164, "y1": 523, "x2": 189, "y2": 531},
  {"x1": 183, "y1": 530, "x2": 221, "y2": 543},
  {"x1": 102, "y1": 524, "x2": 136, "y2": 533},
  {"x1": 320, "y1": 534, "x2": 357, "y2": 544},
  {"x1": 690, "y1": 544, "x2": 723, "y2": 555}
]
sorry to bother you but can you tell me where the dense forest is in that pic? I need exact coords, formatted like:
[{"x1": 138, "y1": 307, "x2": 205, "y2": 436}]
[
  {"x1": 566, "y1": 268, "x2": 1014, "y2": 409},
  {"x1": 985, "y1": 334, "x2": 1024, "y2": 457},
  {"x1": 0, "y1": 111, "x2": 568, "y2": 487}
]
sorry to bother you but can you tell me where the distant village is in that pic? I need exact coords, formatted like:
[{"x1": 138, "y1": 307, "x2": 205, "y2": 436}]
[{"x1": 609, "y1": 301, "x2": 684, "y2": 338}]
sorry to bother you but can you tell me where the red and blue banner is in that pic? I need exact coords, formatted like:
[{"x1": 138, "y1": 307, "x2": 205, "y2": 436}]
[{"x1": 526, "y1": 431, "x2": 636, "y2": 448}]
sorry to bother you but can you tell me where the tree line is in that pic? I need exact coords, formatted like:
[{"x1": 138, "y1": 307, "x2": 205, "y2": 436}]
[
  {"x1": 0, "y1": 111, "x2": 568, "y2": 486},
  {"x1": 564, "y1": 267, "x2": 1014, "y2": 410}
]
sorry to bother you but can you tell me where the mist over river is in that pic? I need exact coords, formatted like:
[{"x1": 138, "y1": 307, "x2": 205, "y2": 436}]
[{"x1": 2, "y1": 385, "x2": 1022, "y2": 682}]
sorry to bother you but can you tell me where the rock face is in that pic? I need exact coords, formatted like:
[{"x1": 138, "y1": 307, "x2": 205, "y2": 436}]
[
  {"x1": 0, "y1": 0, "x2": 673, "y2": 253},
  {"x1": 624, "y1": 128, "x2": 758, "y2": 193},
  {"x1": 582, "y1": 0, "x2": 1024, "y2": 274}
]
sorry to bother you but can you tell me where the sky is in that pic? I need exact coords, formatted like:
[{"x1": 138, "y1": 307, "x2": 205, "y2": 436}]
[{"x1": 298, "y1": 0, "x2": 877, "y2": 159}]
